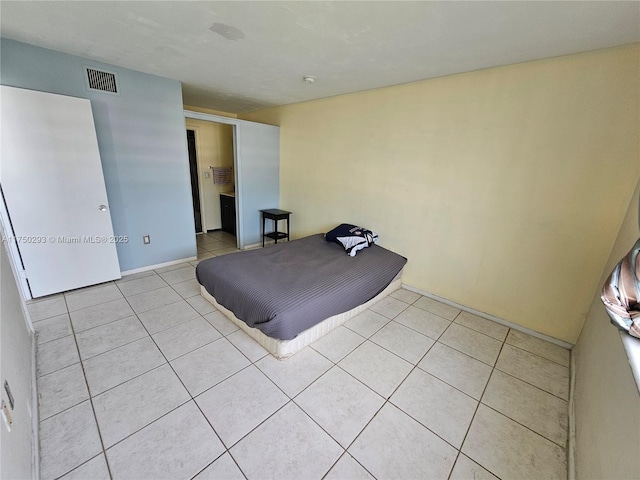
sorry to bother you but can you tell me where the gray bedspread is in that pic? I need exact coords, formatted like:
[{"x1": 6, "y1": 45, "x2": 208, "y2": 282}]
[{"x1": 195, "y1": 234, "x2": 407, "y2": 340}]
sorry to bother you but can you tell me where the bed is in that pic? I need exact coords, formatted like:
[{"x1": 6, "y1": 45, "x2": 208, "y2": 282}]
[{"x1": 195, "y1": 233, "x2": 407, "y2": 359}]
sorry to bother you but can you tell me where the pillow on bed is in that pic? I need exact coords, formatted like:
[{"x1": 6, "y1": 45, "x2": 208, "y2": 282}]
[{"x1": 325, "y1": 224, "x2": 378, "y2": 257}]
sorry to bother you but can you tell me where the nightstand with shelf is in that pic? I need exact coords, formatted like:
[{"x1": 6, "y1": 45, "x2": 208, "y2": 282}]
[{"x1": 260, "y1": 209, "x2": 292, "y2": 247}]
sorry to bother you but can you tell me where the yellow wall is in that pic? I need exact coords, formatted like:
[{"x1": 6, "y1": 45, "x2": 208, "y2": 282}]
[
  {"x1": 185, "y1": 118, "x2": 234, "y2": 231},
  {"x1": 242, "y1": 45, "x2": 640, "y2": 343},
  {"x1": 573, "y1": 178, "x2": 640, "y2": 479}
]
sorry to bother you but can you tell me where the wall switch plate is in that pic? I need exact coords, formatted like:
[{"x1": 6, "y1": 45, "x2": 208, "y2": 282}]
[{"x1": 143, "y1": 235, "x2": 150, "y2": 245}]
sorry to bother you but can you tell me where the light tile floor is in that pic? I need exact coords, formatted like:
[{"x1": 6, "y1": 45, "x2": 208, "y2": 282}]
[{"x1": 30, "y1": 231, "x2": 570, "y2": 480}]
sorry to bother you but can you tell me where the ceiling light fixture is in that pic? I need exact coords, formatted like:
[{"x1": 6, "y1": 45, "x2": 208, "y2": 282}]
[
  {"x1": 209, "y1": 23, "x2": 245, "y2": 41},
  {"x1": 303, "y1": 75, "x2": 316, "y2": 84}
]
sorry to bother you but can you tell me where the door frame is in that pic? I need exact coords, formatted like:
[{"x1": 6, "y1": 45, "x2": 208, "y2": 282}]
[
  {"x1": 184, "y1": 110, "x2": 241, "y2": 247},
  {"x1": 186, "y1": 126, "x2": 208, "y2": 233},
  {"x1": 0, "y1": 189, "x2": 31, "y2": 299},
  {"x1": 184, "y1": 110, "x2": 279, "y2": 251}
]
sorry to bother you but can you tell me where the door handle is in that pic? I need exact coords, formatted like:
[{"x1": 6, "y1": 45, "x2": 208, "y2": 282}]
[{"x1": 98, "y1": 205, "x2": 107, "y2": 212}]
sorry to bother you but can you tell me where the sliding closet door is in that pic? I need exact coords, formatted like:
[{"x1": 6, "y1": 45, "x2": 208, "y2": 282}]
[
  {"x1": 235, "y1": 120, "x2": 280, "y2": 249},
  {"x1": 0, "y1": 86, "x2": 120, "y2": 298}
]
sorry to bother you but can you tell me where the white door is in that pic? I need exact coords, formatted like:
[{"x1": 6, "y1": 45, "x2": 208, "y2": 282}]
[{"x1": 0, "y1": 86, "x2": 121, "y2": 298}]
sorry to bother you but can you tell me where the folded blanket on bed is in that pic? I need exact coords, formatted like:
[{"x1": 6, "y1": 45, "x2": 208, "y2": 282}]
[{"x1": 325, "y1": 223, "x2": 379, "y2": 257}]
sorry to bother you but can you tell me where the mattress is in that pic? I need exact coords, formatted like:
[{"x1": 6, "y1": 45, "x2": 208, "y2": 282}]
[{"x1": 195, "y1": 233, "x2": 407, "y2": 341}]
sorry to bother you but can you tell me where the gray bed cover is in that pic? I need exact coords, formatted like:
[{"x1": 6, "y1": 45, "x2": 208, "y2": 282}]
[{"x1": 195, "y1": 234, "x2": 407, "y2": 340}]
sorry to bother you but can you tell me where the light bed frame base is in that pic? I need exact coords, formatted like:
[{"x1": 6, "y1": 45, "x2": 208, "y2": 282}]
[{"x1": 199, "y1": 275, "x2": 402, "y2": 359}]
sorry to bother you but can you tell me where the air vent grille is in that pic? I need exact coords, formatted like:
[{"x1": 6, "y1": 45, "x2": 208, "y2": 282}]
[{"x1": 85, "y1": 67, "x2": 118, "y2": 94}]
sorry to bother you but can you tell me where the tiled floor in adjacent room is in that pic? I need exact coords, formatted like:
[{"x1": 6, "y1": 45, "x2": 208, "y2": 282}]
[{"x1": 30, "y1": 230, "x2": 570, "y2": 480}]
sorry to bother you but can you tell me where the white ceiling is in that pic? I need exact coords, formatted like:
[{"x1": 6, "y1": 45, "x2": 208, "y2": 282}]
[{"x1": 1, "y1": 1, "x2": 639, "y2": 113}]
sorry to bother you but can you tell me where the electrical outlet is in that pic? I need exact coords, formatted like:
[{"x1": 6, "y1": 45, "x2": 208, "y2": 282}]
[{"x1": 143, "y1": 235, "x2": 150, "y2": 245}]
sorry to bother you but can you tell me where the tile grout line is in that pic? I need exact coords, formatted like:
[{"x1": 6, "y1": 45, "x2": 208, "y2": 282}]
[
  {"x1": 117, "y1": 277, "x2": 227, "y2": 428},
  {"x1": 323, "y1": 314, "x2": 462, "y2": 472},
  {"x1": 449, "y1": 326, "x2": 572, "y2": 472},
  {"x1": 430, "y1": 334, "x2": 567, "y2": 402},
  {"x1": 115, "y1": 266, "x2": 255, "y2": 479},
  {"x1": 311, "y1": 332, "x2": 400, "y2": 480},
  {"x1": 61, "y1": 286, "x2": 115, "y2": 480},
  {"x1": 491, "y1": 364, "x2": 570, "y2": 403},
  {"x1": 119, "y1": 285, "x2": 568, "y2": 477},
  {"x1": 480, "y1": 402, "x2": 569, "y2": 451},
  {"x1": 38, "y1": 273, "x2": 570, "y2": 480},
  {"x1": 64, "y1": 287, "x2": 125, "y2": 314},
  {"x1": 204, "y1": 322, "x2": 376, "y2": 478},
  {"x1": 200, "y1": 285, "x2": 563, "y2": 477},
  {"x1": 284, "y1": 355, "x2": 376, "y2": 479},
  {"x1": 451, "y1": 330, "x2": 510, "y2": 480},
  {"x1": 99, "y1": 273, "x2": 237, "y2": 478},
  {"x1": 193, "y1": 355, "x2": 296, "y2": 478},
  {"x1": 501, "y1": 341, "x2": 572, "y2": 368},
  {"x1": 36, "y1": 237, "x2": 238, "y2": 478},
  {"x1": 59, "y1": 276, "x2": 199, "y2": 475},
  {"x1": 344, "y1": 315, "x2": 568, "y2": 452},
  {"x1": 331, "y1": 342, "x2": 440, "y2": 474}
]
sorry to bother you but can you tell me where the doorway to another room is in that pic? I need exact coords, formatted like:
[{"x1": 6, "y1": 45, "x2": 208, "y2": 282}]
[
  {"x1": 184, "y1": 110, "x2": 280, "y2": 251},
  {"x1": 184, "y1": 121, "x2": 238, "y2": 260}
]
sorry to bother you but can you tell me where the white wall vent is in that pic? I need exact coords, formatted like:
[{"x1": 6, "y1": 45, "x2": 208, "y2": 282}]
[{"x1": 84, "y1": 66, "x2": 119, "y2": 95}]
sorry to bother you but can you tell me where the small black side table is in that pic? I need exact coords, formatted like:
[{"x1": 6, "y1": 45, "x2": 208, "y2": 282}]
[{"x1": 260, "y1": 209, "x2": 292, "y2": 247}]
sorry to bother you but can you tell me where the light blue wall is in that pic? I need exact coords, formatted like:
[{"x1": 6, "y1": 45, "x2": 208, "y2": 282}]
[{"x1": 1, "y1": 39, "x2": 196, "y2": 271}]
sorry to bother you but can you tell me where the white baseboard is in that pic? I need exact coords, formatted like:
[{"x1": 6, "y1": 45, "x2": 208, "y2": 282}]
[
  {"x1": 401, "y1": 284, "x2": 574, "y2": 350},
  {"x1": 30, "y1": 332, "x2": 40, "y2": 480},
  {"x1": 120, "y1": 256, "x2": 197, "y2": 276},
  {"x1": 568, "y1": 349, "x2": 576, "y2": 480}
]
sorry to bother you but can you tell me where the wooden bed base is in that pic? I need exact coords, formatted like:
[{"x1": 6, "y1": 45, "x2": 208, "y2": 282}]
[{"x1": 199, "y1": 274, "x2": 402, "y2": 359}]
